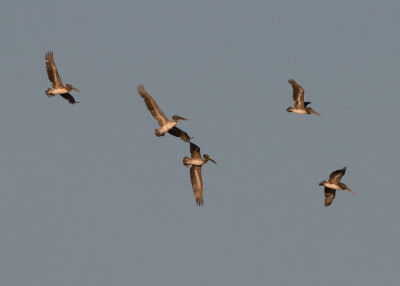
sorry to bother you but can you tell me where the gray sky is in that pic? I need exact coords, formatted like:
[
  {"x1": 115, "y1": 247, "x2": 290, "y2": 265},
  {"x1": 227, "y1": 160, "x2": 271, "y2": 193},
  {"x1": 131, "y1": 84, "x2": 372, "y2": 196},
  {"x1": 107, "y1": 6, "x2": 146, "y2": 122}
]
[{"x1": 0, "y1": 0, "x2": 399, "y2": 285}]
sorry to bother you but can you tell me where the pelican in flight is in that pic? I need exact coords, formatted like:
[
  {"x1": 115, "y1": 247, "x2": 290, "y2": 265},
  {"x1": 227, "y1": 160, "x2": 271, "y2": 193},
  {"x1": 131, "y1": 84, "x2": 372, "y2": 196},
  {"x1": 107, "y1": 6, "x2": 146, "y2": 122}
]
[
  {"x1": 183, "y1": 143, "x2": 217, "y2": 206},
  {"x1": 137, "y1": 84, "x2": 191, "y2": 142},
  {"x1": 44, "y1": 51, "x2": 81, "y2": 104},
  {"x1": 287, "y1": 79, "x2": 321, "y2": 117},
  {"x1": 319, "y1": 167, "x2": 355, "y2": 206}
]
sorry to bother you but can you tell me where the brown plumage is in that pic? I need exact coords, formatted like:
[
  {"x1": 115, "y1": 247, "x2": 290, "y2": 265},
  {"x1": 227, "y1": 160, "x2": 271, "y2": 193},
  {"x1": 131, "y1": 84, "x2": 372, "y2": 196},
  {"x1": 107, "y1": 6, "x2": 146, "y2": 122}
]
[
  {"x1": 45, "y1": 51, "x2": 63, "y2": 89},
  {"x1": 319, "y1": 167, "x2": 355, "y2": 207},
  {"x1": 287, "y1": 79, "x2": 321, "y2": 117},
  {"x1": 328, "y1": 167, "x2": 347, "y2": 185},
  {"x1": 183, "y1": 143, "x2": 217, "y2": 206},
  {"x1": 44, "y1": 51, "x2": 81, "y2": 104},
  {"x1": 167, "y1": 126, "x2": 191, "y2": 143},
  {"x1": 137, "y1": 84, "x2": 191, "y2": 142},
  {"x1": 290, "y1": 79, "x2": 305, "y2": 109},
  {"x1": 59, "y1": 93, "x2": 76, "y2": 105},
  {"x1": 324, "y1": 188, "x2": 336, "y2": 207},
  {"x1": 190, "y1": 166, "x2": 204, "y2": 206}
]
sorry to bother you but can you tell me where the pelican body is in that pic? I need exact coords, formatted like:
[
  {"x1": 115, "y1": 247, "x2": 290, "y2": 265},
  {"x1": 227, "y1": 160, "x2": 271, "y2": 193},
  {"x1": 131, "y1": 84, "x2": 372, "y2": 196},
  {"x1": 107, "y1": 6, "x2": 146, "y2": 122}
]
[
  {"x1": 44, "y1": 51, "x2": 81, "y2": 104},
  {"x1": 287, "y1": 79, "x2": 321, "y2": 117},
  {"x1": 319, "y1": 167, "x2": 355, "y2": 206},
  {"x1": 183, "y1": 143, "x2": 217, "y2": 206},
  {"x1": 137, "y1": 84, "x2": 191, "y2": 142}
]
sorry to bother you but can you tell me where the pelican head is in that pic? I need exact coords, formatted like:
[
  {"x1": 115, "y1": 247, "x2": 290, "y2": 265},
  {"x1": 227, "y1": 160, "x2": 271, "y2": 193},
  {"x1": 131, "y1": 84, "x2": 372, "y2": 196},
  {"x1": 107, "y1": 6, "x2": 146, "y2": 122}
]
[
  {"x1": 204, "y1": 154, "x2": 217, "y2": 165},
  {"x1": 66, "y1": 84, "x2": 82, "y2": 93},
  {"x1": 286, "y1": 107, "x2": 293, "y2": 113},
  {"x1": 172, "y1": 115, "x2": 188, "y2": 122}
]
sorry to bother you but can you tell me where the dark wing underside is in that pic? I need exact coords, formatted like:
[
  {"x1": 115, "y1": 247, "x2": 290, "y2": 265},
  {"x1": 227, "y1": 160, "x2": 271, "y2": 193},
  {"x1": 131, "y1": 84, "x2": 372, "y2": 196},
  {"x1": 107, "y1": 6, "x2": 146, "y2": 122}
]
[
  {"x1": 168, "y1": 127, "x2": 191, "y2": 142},
  {"x1": 190, "y1": 166, "x2": 204, "y2": 206},
  {"x1": 288, "y1": 79, "x2": 305, "y2": 109},
  {"x1": 137, "y1": 85, "x2": 169, "y2": 127},
  {"x1": 60, "y1": 93, "x2": 77, "y2": 104},
  {"x1": 328, "y1": 167, "x2": 346, "y2": 185},
  {"x1": 324, "y1": 187, "x2": 336, "y2": 207},
  {"x1": 45, "y1": 51, "x2": 64, "y2": 89},
  {"x1": 189, "y1": 142, "x2": 202, "y2": 159}
]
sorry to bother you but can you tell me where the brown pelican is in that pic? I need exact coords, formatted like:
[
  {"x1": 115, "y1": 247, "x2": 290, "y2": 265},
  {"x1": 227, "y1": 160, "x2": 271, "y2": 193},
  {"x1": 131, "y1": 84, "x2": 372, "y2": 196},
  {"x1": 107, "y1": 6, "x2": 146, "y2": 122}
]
[
  {"x1": 287, "y1": 79, "x2": 321, "y2": 117},
  {"x1": 44, "y1": 51, "x2": 81, "y2": 104},
  {"x1": 137, "y1": 84, "x2": 191, "y2": 142},
  {"x1": 183, "y1": 143, "x2": 217, "y2": 206},
  {"x1": 319, "y1": 167, "x2": 355, "y2": 206}
]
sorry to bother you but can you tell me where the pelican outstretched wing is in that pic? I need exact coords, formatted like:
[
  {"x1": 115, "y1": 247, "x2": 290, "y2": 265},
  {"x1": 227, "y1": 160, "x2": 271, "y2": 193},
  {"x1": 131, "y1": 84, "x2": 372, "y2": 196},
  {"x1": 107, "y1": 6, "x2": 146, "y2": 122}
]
[
  {"x1": 60, "y1": 93, "x2": 77, "y2": 105},
  {"x1": 190, "y1": 166, "x2": 204, "y2": 206},
  {"x1": 189, "y1": 143, "x2": 202, "y2": 159},
  {"x1": 324, "y1": 187, "x2": 336, "y2": 207},
  {"x1": 168, "y1": 127, "x2": 191, "y2": 142},
  {"x1": 45, "y1": 51, "x2": 64, "y2": 89},
  {"x1": 137, "y1": 84, "x2": 169, "y2": 127},
  {"x1": 329, "y1": 167, "x2": 346, "y2": 185},
  {"x1": 288, "y1": 79, "x2": 305, "y2": 109}
]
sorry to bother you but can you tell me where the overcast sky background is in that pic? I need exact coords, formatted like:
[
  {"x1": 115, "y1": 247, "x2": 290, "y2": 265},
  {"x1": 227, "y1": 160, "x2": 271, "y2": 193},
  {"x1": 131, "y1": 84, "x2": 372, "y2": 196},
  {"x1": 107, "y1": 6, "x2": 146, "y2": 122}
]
[{"x1": 0, "y1": 0, "x2": 399, "y2": 285}]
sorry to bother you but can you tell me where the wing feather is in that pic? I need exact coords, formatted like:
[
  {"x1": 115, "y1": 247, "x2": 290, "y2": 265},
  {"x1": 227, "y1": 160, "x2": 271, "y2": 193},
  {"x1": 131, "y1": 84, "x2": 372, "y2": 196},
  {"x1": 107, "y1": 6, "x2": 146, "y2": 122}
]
[
  {"x1": 328, "y1": 167, "x2": 346, "y2": 185},
  {"x1": 168, "y1": 127, "x2": 191, "y2": 142},
  {"x1": 190, "y1": 166, "x2": 204, "y2": 206},
  {"x1": 45, "y1": 51, "x2": 64, "y2": 89},
  {"x1": 60, "y1": 93, "x2": 77, "y2": 104},
  {"x1": 324, "y1": 187, "x2": 336, "y2": 206},
  {"x1": 137, "y1": 85, "x2": 169, "y2": 126},
  {"x1": 189, "y1": 143, "x2": 202, "y2": 159},
  {"x1": 288, "y1": 79, "x2": 305, "y2": 109}
]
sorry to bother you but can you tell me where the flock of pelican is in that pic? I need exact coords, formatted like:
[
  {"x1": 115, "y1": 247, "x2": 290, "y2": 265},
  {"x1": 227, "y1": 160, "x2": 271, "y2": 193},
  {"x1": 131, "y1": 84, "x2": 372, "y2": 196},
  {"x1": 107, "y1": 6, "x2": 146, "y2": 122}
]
[{"x1": 44, "y1": 51, "x2": 354, "y2": 207}]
